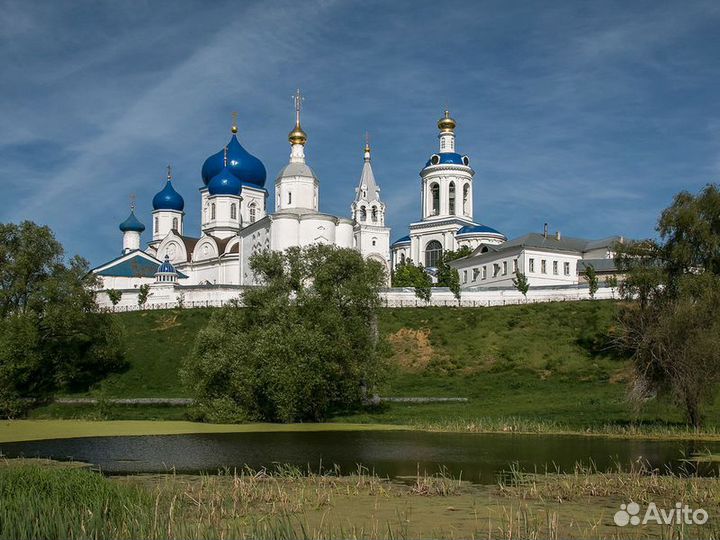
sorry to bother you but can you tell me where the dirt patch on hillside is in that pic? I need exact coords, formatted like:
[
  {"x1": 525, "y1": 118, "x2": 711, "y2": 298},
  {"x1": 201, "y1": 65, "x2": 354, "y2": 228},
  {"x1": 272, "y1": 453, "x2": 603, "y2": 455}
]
[
  {"x1": 154, "y1": 313, "x2": 181, "y2": 331},
  {"x1": 387, "y1": 328, "x2": 434, "y2": 372}
]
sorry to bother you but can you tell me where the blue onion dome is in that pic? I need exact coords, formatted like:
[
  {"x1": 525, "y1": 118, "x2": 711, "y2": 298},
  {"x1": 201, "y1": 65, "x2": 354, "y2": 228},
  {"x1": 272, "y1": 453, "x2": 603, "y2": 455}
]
[
  {"x1": 157, "y1": 255, "x2": 176, "y2": 273},
  {"x1": 201, "y1": 134, "x2": 267, "y2": 188},
  {"x1": 119, "y1": 210, "x2": 145, "y2": 233},
  {"x1": 208, "y1": 165, "x2": 242, "y2": 196},
  {"x1": 152, "y1": 180, "x2": 185, "y2": 211}
]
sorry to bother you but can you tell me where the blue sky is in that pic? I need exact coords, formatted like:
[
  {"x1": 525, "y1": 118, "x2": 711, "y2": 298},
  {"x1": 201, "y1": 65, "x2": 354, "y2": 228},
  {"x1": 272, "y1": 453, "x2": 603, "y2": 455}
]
[{"x1": 1, "y1": 0, "x2": 719, "y2": 265}]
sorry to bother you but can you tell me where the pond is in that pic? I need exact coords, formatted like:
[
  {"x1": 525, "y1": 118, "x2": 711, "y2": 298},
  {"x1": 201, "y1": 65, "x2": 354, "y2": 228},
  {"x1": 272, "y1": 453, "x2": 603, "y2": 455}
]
[{"x1": 1, "y1": 430, "x2": 717, "y2": 483}]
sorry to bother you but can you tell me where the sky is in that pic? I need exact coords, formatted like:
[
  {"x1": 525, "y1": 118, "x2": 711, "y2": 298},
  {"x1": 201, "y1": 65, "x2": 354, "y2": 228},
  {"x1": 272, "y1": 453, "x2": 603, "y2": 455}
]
[{"x1": 1, "y1": 0, "x2": 719, "y2": 266}]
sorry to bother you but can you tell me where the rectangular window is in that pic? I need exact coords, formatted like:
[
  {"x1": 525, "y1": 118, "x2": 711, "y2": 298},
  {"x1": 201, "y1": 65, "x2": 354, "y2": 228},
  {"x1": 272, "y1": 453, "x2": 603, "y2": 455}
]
[
  {"x1": 463, "y1": 270, "x2": 467, "y2": 284},
  {"x1": 482, "y1": 266, "x2": 487, "y2": 279},
  {"x1": 529, "y1": 258, "x2": 535, "y2": 273},
  {"x1": 493, "y1": 263, "x2": 500, "y2": 277},
  {"x1": 503, "y1": 261, "x2": 508, "y2": 275},
  {"x1": 473, "y1": 268, "x2": 480, "y2": 281},
  {"x1": 553, "y1": 261, "x2": 558, "y2": 275},
  {"x1": 564, "y1": 261, "x2": 570, "y2": 275},
  {"x1": 513, "y1": 259, "x2": 518, "y2": 273},
  {"x1": 541, "y1": 260, "x2": 547, "y2": 274}
]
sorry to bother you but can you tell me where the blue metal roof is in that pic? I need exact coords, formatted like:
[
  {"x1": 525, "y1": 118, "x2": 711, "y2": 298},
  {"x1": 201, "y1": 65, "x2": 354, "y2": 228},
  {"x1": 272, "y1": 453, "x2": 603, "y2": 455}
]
[
  {"x1": 424, "y1": 152, "x2": 468, "y2": 168},
  {"x1": 119, "y1": 210, "x2": 145, "y2": 233},
  {"x1": 456, "y1": 224, "x2": 505, "y2": 236},
  {"x1": 208, "y1": 165, "x2": 242, "y2": 196},
  {"x1": 93, "y1": 251, "x2": 188, "y2": 279},
  {"x1": 152, "y1": 180, "x2": 185, "y2": 211},
  {"x1": 391, "y1": 235, "x2": 411, "y2": 246},
  {"x1": 201, "y1": 134, "x2": 267, "y2": 188}
]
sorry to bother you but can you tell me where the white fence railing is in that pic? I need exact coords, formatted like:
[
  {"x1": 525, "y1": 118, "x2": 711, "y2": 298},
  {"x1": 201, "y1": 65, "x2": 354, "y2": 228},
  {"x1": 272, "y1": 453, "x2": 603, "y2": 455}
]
[{"x1": 99, "y1": 286, "x2": 617, "y2": 312}]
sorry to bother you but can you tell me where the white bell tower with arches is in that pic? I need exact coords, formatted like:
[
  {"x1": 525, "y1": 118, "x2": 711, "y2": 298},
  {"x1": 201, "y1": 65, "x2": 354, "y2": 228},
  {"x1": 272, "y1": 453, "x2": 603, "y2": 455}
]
[{"x1": 352, "y1": 137, "x2": 390, "y2": 272}]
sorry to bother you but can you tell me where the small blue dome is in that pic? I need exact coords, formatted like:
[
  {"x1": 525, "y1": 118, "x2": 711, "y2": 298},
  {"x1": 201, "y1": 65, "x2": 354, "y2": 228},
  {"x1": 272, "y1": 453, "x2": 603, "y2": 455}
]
[
  {"x1": 457, "y1": 224, "x2": 505, "y2": 236},
  {"x1": 119, "y1": 210, "x2": 145, "y2": 233},
  {"x1": 424, "y1": 152, "x2": 469, "y2": 168},
  {"x1": 152, "y1": 180, "x2": 185, "y2": 211},
  {"x1": 201, "y1": 134, "x2": 267, "y2": 188},
  {"x1": 157, "y1": 255, "x2": 176, "y2": 274},
  {"x1": 208, "y1": 165, "x2": 242, "y2": 196}
]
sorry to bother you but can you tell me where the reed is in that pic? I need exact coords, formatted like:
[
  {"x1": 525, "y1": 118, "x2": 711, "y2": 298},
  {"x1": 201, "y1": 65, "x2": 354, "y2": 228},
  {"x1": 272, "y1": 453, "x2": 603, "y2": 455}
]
[{"x1": 2, "y1": 458, "x2": 719, "y2": 539}]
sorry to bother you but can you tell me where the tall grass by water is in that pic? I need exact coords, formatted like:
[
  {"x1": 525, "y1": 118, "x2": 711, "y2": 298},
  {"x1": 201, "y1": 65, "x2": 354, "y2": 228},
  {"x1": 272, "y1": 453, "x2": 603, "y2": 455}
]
[{"x1": 2, "y1": 458, "x2": 720, "y2": 539}]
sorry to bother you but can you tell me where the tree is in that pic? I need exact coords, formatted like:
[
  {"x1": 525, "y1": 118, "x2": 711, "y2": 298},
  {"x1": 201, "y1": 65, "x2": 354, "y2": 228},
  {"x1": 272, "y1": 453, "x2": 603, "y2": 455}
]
[
  {"x1": 106, "y1": 289, "x2": 122, "y2": 306},
  {"x1": 435, "y1": 246, "x2": 471, "y2": 301},
  {"x1": 0, "y1": 222, "x2": 125, "y2": 417},
  {"x1": 604, "y1": 275, "x2": 618, "y2": 298},
  {"x1": 392, "y1": 258, "x2": 432, "y2": 302},
  {"x1": 182, "y1": 245, "x2": 387, "y2": 423},
  {"x1": 512, "y1": 272, "x2": 530, "y2": 299},
  {"x1": 615, "y1": 184, "x2": 720, "y2": 428},
  {"x1": 583, "y1": 264, "x2": 599, "y2": 299},
  {"x1": 137, "y1": 284, "x2": 150, "y2": 307}
]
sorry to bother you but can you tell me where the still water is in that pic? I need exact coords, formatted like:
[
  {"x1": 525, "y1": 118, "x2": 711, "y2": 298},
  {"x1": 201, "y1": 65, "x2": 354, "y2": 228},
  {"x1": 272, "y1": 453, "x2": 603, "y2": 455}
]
[{"x1": 1, "y1": 431, "x2": 717, "y2": 484}]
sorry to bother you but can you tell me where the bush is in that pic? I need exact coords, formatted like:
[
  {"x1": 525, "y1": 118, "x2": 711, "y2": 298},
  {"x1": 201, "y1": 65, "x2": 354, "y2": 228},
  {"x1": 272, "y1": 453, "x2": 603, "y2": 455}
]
[{"x1": 183, "y1": 245, "x2": 387, "y2": 422}]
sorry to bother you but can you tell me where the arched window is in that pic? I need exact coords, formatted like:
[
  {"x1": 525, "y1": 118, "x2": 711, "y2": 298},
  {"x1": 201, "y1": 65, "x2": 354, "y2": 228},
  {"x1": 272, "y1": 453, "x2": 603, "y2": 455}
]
[
  {"x1": 249, "y1": 203, "x2": 256, "y2": 223},
  {"x1": 371, "y1": 206, "x2": 378, "y2": 222},
  {"x1": 425, "y1": 240, "x2": 443, "y2": 268},
  {"x1": 449, "y1": 182, "x2": 456, "y2": 215},
  {"x1": 154, "y1": 217, "x2": 159, "y2": 231},
  {"x1": 172, "y1": 217, "x2": 178, "y2": 230},
  {"x1": 288, "y1": 192, "x2": 292, "y2": 205},
  {"x1": 230, "y1": 203, "x2": 237, "y2": 220},
  {"x1": 372, "y1": 237, "x2": 377, "y2": 246},
  {"x1": 360, "y1": 206, "x2": 367, "y2": 221},
  {"x1": 430, "y1": 183, "x2": 440, "y2": 215},
  {"x1": 463, "y1": 184, "x2": 470, "y2": 215},
  {"x1": 400, "y1": 253, "x2": 406, "y2": 265},
  {"x1": 211, "y1": 203, "x2": 216, "y2": 220}
]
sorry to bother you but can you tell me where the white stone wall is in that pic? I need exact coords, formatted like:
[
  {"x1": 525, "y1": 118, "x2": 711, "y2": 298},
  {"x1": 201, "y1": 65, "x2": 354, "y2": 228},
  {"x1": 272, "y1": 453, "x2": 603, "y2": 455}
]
[
  {"x1": 275, "y1": 175, "x2": 318, "y2": 212},
  {"x1": 452, "y1": 248, "x2": 583, "y2": 289},
  {"x1": 95, "y1": 284, "x2": 619, "y2": 311},
  {"x1": 152, "y1": 209, "x2": 183, "y2": 241}
]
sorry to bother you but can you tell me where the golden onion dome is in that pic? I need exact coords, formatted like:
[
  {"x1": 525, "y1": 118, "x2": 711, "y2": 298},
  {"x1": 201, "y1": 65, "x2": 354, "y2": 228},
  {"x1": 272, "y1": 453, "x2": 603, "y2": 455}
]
[
  {"x1": 288, "y1": 123, "x2": 307, "y2": 145},
  {"x1": 437, "y1": 110, "x2": 456, "y2": 133}
]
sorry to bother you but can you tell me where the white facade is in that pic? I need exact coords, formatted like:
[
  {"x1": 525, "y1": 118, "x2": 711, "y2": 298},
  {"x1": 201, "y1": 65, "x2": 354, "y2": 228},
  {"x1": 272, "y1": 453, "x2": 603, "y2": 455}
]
[
  {"x1": 391, "y1": 110, "x2": 507, "y2": 272},
  {"x1": 351, "y1": 142, "x2": 391, "y2": 269},
  {"x1": 449, "y1": 232, "x2": 623, "y2": 289},
  {"x1": 93, "y1": 93, "x2": 390, "y2": 292}
]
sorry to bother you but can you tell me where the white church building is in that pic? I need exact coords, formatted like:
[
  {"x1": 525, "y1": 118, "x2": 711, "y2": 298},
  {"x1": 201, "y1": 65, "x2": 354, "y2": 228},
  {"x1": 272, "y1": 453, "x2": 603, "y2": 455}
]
[
  {"x1": 92, "y1": 91, "x2": 391, "y2": 299},
  {"x1": 92, "y1": 98, "x2": 622, "y2": 308}
]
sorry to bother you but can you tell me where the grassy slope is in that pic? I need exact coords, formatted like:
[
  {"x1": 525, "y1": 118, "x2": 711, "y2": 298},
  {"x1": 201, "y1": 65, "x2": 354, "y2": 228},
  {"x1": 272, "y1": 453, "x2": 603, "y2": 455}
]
[{"x1": 35, "y1": 301, "x2": 718, "y2": 428}]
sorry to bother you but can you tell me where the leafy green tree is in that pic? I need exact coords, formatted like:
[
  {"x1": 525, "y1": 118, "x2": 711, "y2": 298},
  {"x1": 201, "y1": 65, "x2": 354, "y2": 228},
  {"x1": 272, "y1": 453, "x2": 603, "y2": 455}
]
[
  {"x1": 435, "y1": 246, "x2": 471, "y2": 301},
  {"x1": 583, "y1": 264, "x2": 599, "y2": 299},
  {"x1": 182, "y1": 245, "x2": 387, "y2": 423},
  {"x1": 0, "y1": 222, "x2": 125, "y2": 416},
  {"x1": 392, "y1": 258, "x2": 432, "y2": 302},
  {"x1": 512, "y1": 272, "x2": 530, "y2": 299},
  {"x1": 604, "y1": 275, "x2": 618, "y2": 298},
  {"x1": 616, "y1": 184, "x2": 720, "y2": 428},
  {"x1": 106, "y1": 289, "x2": 122, "y2": 306},
  {"x1": 137, "y1": 284, "x2": 150, "y2": 307}
]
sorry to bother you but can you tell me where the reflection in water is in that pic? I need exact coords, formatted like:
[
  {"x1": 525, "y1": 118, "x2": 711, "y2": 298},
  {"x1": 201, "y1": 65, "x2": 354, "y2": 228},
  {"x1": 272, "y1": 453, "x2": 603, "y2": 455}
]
[{"x1": 1, "y1": 431, "x2": 716, "y2": 484}]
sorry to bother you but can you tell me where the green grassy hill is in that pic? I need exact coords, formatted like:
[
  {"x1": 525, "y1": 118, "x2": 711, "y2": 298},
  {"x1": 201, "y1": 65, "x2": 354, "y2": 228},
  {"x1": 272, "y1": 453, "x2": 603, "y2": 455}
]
[{"x1": 34, "y1": 301, "x2": 718, "y2": 429}]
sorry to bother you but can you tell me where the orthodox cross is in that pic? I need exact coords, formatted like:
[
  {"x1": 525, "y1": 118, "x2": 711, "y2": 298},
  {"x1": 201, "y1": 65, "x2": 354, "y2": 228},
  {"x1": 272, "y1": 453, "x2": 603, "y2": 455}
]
[
  {"x1": 231, "y1": 111, "x2": 238, "y2": 134},
  {"x1": 129, "y1": 193, "x2": 136, "y2": 211},
  {"x1": 166, "y1": 164, "x2": 172, "y2": 181},
  {"x1": 293, "y1": 89, "x2": 304, "y2": 125}
]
